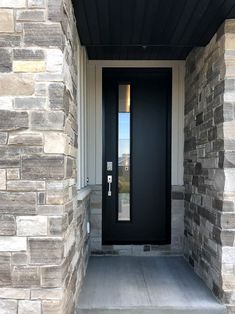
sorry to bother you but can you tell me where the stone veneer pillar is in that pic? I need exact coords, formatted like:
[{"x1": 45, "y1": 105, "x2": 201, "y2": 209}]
[
  {"x1": 184, "y1": 19, "x2": 235, "y2": 313},
  {"x1": 0, "y1": 0, "x2": 89, "y2": 313}
]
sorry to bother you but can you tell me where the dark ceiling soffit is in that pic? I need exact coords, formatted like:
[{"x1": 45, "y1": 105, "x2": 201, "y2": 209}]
[{"x1": 72, "y1": 0, "x2": 235, "y2": 60}]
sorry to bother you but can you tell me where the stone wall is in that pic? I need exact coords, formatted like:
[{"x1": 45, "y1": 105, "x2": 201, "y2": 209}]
[
  {"x1": 90, "y1": 185, "x2": 184, "y2": 255},
  {"x1": 184, "y1": 19, "x2": 235, "y2": 313},
  {"x1": 0, "y1": 0, "x2": 89, "y2": 313}
]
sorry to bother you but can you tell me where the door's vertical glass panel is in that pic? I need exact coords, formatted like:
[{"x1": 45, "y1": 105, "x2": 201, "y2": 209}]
[{"x1": 118, "y1": 84, "x2": 131, "y2": 221}]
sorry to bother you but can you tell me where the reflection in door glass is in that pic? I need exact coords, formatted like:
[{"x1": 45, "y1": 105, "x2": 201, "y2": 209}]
[{"x1": 118, "y1": 85, "x2": 131, "y2": 221}]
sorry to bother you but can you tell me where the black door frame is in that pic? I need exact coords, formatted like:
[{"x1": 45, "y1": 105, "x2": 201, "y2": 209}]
[{"x1": 102, "y1": 67, "x2": 172, "y2": 245}]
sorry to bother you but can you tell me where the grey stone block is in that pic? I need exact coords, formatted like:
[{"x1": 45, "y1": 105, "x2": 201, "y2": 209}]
[
  {"x1": 49, "y1": 216, "x2": 68, "y2": 235},
  {"x1": 22, "y1": 156, "x2": 64, "y2": 180},
  {"x1": 49, "y1": 83, "x2": 64, "y2": 110},
  {"x1": 66, "y1": 157, "x2": 73, "y2": 178},
  {"x1": 0, "y1": 49, "x2": 12, "y2": 72},
  {"x1": 41, "y1": 265, "x2": 62, "y2": 287},
  {"x1": 38, "y1": 192, "x2": 45, "y2": 205},
  {"x1": 7, "y1": 180, "x2": 45, "y2": 192},
  {"x1": 0, "y1": 35, "x2": 21, "y2": 47},
  {"x1": 13, "y1": 49, "x2": 44, "y2": 60},
  {"x1": 14, "y1": 97, "x2": 46, "y2": 110},
  {"x1": 0, "y1": 110, "x2": 28, "y2": 132},
  {"x1": 0, "y1": 147, "x2": 20, "y2": 168},
  {"x1": 0, "y1": 192, "x2": 36, "y2": 215},
  {"x1": 12, "y1": 266, "x2": 40, "y2": 287},
  {"x1": 48, "y1": 0, "x2": 63, "y2": 22},
  {"x1": 11, "y1": 253, "x2": 27, "y2": 265},
  {"x1": 16, "y1": 10, "x2": 45, "y2": 21},
  {"x1": 30, "y1": 111, "x2": 65, "y2": 131},
  {"x1": 8, "y1": 133, "x2": 43, "y2": 146},
  {"x1": 29, "y1": 238, "x2": 63, "y2": 265},
  {"x1": 24, "y1": 23, "x2": 64, "y2": 48},
  {"x1": 0, "y1": 215, "x2": 16, "y2": 236},
  {"x1": 0, "y1": 253, "x2": 11, "y2": 286},
  {"x1": 0, "y1": 133, "x2": 7, "y2": 144}
]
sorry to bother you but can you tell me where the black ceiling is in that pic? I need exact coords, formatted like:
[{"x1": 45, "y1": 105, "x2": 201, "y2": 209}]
[{"x1": 72, "y1": 0, "x2": 235, "y2": 60}]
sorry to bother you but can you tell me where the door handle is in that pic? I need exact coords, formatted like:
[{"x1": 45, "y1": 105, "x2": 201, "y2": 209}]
[{"x1": 107, "y1": 175, "x2": 112, "y2": 196}]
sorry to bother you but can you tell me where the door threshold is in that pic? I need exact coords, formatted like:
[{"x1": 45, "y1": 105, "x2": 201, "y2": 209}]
[{"x1": 91, "y1": 244, "x2": 182, "y2": 256}]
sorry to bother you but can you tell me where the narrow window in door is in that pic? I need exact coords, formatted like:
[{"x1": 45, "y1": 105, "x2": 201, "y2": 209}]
[{"x1": 118, "y1": 84, "x2": 131, "y2": 221}]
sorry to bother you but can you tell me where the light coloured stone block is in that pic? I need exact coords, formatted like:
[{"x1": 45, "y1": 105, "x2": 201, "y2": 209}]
[
  {"x1": 18, "y1": 300, "x2": 41, "y2": 314},
  {"x1": 6, "y1": 169, "x2": 20, "y2": 180},
  {"x1": 37, "y1": 205, "x2": 64, "y2": 215},
  {"x1": 0, "y1": 74, "x2": 34, "y2": 96},
  {"x1": 0, "y1": 169, "x2": 6, "y2": 190},
  {"x1": 225, "y1": 34, "x2": 235, "y2": 50},
  {"x1": 0, "y1": 10, "x2": 14, "y2": 32},
  {"x1": 222, "y1": 247, "x2": 235, "y2": 264},
  {"x1": 0, "y1": 300, "x2": 17, "y2": 314},
  {"x1": 222, "y1": 122, "x2": 235, "y2": 139},
  {"x1": 42, "y1": 300, "x2": 63, "y2": 314},
  {"x1": 0, "y1": 288, "x2": 30, "y2": 299},
  {"x1": 225, "y1": 169, "x2": 235, "y2": 192},
  {"x1": 0, "y1": 237, "x2": 26, "y2": 251},
  {"x1": 64, "y1": 229, "x2": 75, "y2": 256},
  {"x1": 16, "y1": 216, "x2": 47, "y2": 236},
  {"x1": 28, "y1": 0, "x2": 45, "y2": 8},
  {"x1": 46, "y1": 49, "x2": 63, "y2": 72},
  {"x1": 0, "y1": 0, "x2": 26, "y2": 7},
  {"x1": 31, "y1": 288, "x2": 63, "y2": 300},
  {"x1": 44, "y1": 132, "x2": 66, "y2": 154},
  {"x1": 13, "y1": 61, "x2": 45, "y2": 73},
  {"x1": 46, "y1": 181, "x2": 67, "y2": 206},
  {"x1": 0, "y1": 97, "x2": 13, "y2": 110},
  {"x1": 7, "y1": 180, "x2": 45, "y2": 191}
]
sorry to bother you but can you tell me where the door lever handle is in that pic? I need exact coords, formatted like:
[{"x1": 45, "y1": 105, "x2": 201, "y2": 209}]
[{"x1": 107, "y1": 175, "x2": 112, "y2": 196}]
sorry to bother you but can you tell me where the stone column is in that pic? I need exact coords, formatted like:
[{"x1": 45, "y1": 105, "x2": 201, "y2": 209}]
[
  {"x1": 219, "y1": 20, "x2": 235, "y2": 314},
  {"x1": 0, "y1": 0, "x2": 89, "y2": 313},
  {"x1": 184, "y1": 19, "x2": 235, "y2": 313}
]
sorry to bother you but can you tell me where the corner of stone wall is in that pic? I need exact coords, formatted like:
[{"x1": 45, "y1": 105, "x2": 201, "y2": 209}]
[
  {"x1": 184, "y1": 18, "x2": 235, "y2": 313},
  {"x1": 0, "y1": 0, "x2": 89, "y2": 313}
]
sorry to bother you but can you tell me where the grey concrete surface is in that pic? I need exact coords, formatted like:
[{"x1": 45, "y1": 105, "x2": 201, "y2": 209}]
[{"x1": 77, "y1": 256, "x2": 226, "y2": 314}]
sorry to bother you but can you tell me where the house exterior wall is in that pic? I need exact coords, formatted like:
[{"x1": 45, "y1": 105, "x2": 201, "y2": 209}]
[
  {"x1": 0, "y1": 1, "x2": 89, "y2": 313},
  {"x1": 184, "y1": 19, "x2": 235, "y2": 313}
]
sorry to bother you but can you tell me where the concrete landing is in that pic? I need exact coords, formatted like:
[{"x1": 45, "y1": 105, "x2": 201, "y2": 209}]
[{"x1": 77, "y1": 256, "x2": 227, "y2": 314}]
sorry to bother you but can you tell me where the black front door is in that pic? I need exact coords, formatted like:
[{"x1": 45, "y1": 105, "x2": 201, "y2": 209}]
[{"x1": 102, "y1": 68, "x2": 172, "y2": 245}]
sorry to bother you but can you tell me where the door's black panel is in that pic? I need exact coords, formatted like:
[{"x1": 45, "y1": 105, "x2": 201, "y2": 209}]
[{"x1": 102, "y1": 68, "x2": 172, "y2": 244}]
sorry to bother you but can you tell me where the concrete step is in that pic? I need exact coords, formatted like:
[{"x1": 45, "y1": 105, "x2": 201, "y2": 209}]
[
  {"x1": 77, "y1": 307, "x2": 226, "y2": 314},
  {"x1": 77, "y1": 256, "x2": 227, "y2": 314}
]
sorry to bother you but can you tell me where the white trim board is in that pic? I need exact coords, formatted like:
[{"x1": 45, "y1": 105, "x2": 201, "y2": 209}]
[{"x1": 87, "y1": 60, "x2": 185, "y2": 186}]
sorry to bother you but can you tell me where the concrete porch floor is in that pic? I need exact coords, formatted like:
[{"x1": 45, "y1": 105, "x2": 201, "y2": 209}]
[{"x1": 77, "y1": 256, "x2": 226, "y2": 314}]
